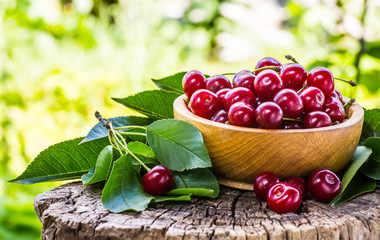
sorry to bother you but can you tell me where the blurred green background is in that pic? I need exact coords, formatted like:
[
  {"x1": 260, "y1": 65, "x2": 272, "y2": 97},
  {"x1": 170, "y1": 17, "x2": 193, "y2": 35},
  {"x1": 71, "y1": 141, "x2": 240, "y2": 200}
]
[{"x1": 1, "y1": 0, "x2": 379, "y2": 239}]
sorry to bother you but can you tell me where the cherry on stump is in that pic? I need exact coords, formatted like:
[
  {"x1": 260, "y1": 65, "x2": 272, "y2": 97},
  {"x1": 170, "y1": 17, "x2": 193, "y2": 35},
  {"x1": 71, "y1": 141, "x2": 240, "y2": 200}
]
[{"x1": 34, "y1": 182, "x2": 380, "y2": 239}]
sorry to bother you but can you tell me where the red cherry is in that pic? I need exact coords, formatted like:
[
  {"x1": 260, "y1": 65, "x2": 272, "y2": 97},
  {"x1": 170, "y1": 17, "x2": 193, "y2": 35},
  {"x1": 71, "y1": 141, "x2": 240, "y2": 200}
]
[
  {"x1": 182, "y1": 70, "x2": 207, "y2": 98},
  {"x1": 299, "y1": 86, "x2": 325, "y2": 113},
  {"x1": 282, "y1": 121, "x2": 302, "y2": 129},
  {"x1": 308, "y1": 169, "x2": 341, "y2": 202},
  {"x1": 307, "y1": 67, "x2": 334, "y2": 96},
  {"x1": 323, "y1": 97, "x2": 345, "y2": 123},
  {"x1": 188, "y1": 89, "x2": 222, "y2": 119},
  {"x1": 280, "y1": 63, "x2": 307, "y2": 91},
  {"x1": 223, "y1": 87, "x2": 256, "y2": 110},
  {"x1": 142, "y1": 165, "x2": 173, "y2": 196},
  {"x1": 255, "y1": 102, "x2": 283, "y2": 129},
  {"x1": 228, "y1": 102, "x2": 256, "y2": 127},
  {"x1": 273, "y1": 89, "x2": 304, "y2": 118},
  {"x1": 232, "y1": 71, "x2": 256, "y2": 93},
  {"x1": 267, "y1": 182, "x2": 302, "y2": 214},
  {"x1": 303, "y1": 111, "x2": 332, "y2": 128},
  {"x1": 254, "y1": 70, "x2": 284, "y2": 101},
  {"x1": 329, "y1": 88, "x2": 343, "y2": 103},
  {"x1": 255, "y1": 57, "x2": 282, "y2": 74},
  {"x1": 216, "y1": 88, "x2": 230, "y2": 103},
  {"x1": 284, "y1": 176, "x2": 308, "y2": 200},
  {"x1": 206, "y1": 75, "x2": 232, "y2": 93},
  {"x1": 253, "y1": 172, "x2": 280, "y2": 200},
  {"x1": 211, "y1": 109, "x2": 228, "y2": 124}
]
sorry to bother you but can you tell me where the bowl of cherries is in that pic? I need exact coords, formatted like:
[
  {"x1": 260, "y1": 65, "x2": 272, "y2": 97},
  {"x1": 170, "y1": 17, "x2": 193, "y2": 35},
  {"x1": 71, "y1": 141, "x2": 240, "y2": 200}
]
[{"x1": 173, "y1": 56, "x2": 364, "y2": 190}]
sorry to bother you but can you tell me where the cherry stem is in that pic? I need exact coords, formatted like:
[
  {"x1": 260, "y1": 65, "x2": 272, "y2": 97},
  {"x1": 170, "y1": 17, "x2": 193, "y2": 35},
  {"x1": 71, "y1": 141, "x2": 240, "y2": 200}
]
[
  {"x1": 221, "y1": 72, "x2": 236, "y2": 76},
  {"x1": 114, "y1": 125, "x2": 147, "y2": 131},
  {"x1": 283, "y1": 117, "x2": 302, "y2": 123},
  {"x1": 118, "y1": 132, "x2": 147, "y2": 137},
  {"x1": 285, "y1": 54, "x2": 299, "y2": 64},
  {"x1": 343, "y1": 98, "x2": 355, "y2": 108},
  {"x1": 297, "y1": 84, "x2": 307, "y2": 94},
  {"x1": 252, "y1": 66, "x2": 281, "y2": 73},
  {"x1": 334, "y1": 77, "x2": 357, "y2": 87}
]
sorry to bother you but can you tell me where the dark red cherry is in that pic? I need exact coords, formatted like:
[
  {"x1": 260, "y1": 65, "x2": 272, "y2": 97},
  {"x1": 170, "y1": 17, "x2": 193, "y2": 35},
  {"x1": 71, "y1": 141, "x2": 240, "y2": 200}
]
[
  {"x1": 253, "y1": 172, "x2": 280, "y2": 200},
  {"x1": 280, "y1": 63, "x2": 307, "y2": 91},
  {"x1": 255, "y1": 102, "x2": 283, "y2": 129},
  {"x1": 254, "y1": 70, "x2": 284, "y2": 101},
  {"x1": 282, "y1": 121, "x2": 302, "y2": 129},
  {"x1": 308, "y1": 169, "x2": 341, "y2": 202},
  {"x1": 255, "y1": 57, "x2": 282, "y2": 74},
  {"x1": 182, "y1": 70, "x2": 207, "y2": 98},
  {"x1": 232, "y1": 71, "x2": 256, "y2": 92},
  {"x1": 284, "y1": 176, "x2": 308, "y2": 200},
  {"x1": 228, "y1": 102, "x2": 256, "y2": 127},
  {"x1": 206, "y1": 75, "x2": 232, "y2": 93},
  {"x1": 299, "y1": 86, "x2": 325, "y2": 113},
  {"x1": 267, "y1": 183, "x2": 302, "y2": 214},
  {"x1": 216, "y1": 88, "x2": 230, "y2": 103},
  {"x1": 273, "y1": 89, "x2": 304, "y2": 118},
  {"x1": 188, "y1": 89, "x2": 222, "y2": 119},
  {"x1": 142, "y1": 165, "x2": 173, "y2": 196},
  {"x1": 307, "y1": 67, "x2": 334, "y2": 96},
  {"x1": 223, "y1": 87, "x2": 256, "y2": 110},
  {"x1": 211, "y1": 109, "x2": 228, "y2": 124},
  {"x1": 330, "y1": 88, "x2": 343, "y2": 103},
  {"x1": 323, "y1": 98, "x2": 345, "y2": 123},
  {"x1": 303, "y1": 111, "x2": 332, "y2": 128}
]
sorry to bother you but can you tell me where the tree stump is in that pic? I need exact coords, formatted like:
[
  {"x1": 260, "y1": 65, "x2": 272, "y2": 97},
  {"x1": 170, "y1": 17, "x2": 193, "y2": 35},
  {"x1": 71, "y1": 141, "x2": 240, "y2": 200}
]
[{"x1": 34, "y1": 182, "x2": 380, "y2": 240}]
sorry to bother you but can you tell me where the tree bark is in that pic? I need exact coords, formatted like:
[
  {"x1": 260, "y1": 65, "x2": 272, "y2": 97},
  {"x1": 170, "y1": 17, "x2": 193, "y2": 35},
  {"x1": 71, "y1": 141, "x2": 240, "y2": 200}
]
[{"x1": 34, "y1": 182, "x2": 380, "y2": 240}]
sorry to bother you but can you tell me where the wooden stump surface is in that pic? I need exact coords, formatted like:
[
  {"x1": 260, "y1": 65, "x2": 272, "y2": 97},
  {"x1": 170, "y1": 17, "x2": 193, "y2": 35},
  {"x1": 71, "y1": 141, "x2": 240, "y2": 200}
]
[{"x1": 34, "y1": 182, "x2": 380, "y2": 240}]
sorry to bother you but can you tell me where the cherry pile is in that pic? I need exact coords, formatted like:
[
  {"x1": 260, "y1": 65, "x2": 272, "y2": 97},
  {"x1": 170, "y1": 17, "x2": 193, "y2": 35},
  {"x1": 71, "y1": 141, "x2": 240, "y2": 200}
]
[
  {"x1": 183, "y1": 56, "x2": 354, "y2": 129},
  {"x1": 254, "y1": 169, "x2": 341, "y2": 214}
]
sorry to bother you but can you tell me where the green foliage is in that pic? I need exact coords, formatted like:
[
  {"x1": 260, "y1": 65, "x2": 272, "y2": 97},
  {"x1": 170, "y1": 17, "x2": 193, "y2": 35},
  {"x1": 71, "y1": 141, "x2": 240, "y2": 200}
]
[
  {"x1": 81, "y1": 146, "x2": 114, "y2": 185},
  {"x1": 152, "y1": 71, "x2": 186, "y2": 93},
  {"x1": 147, "y1": 119, "x2": 212, "y2": 171}
]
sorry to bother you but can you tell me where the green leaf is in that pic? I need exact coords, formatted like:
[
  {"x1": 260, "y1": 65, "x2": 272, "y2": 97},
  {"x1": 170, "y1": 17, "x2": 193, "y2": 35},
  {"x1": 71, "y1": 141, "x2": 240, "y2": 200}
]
[
  {"x1": 81, "y1": 145, "x2": 113, "y2": 185},
  {"x1": 364, "y1": 137, "x2": 380, "y2": 162},
  {"x1": 80, "y1": 116, "x2": 153, "y2": 144},
  {"x1": 360, "y1": 159, "x2": 380, "y2": 180},
  {"x1": 151, "y1": 72, "x2": 186, "y2": 93},
  {"x1": 127, "y1": 142, "x2": 155, "y2": 158},
  {"x1": 171, "y1": 168, "x2": 219, "y2": 198},
  {"x1": 360, "y1": 109, "x2": 380, "y2": 143},
  {"x1": 152, "y1": 194, "x2": 191, "y2": 203},
  {"x1": 112, "y1": 90, "x2": 181, "y2": 120},
  {"x1": 10, "y1": 138, "x2": 109, "y2": 184},
  {"x1": 146, "y1": 119, "x2": 212, "y2": 171},
  {"x1": 329, "y1": 146, "x2": 372, "y2": 205},
  {"x1": 167, "y1": 188, "x2": 214, "y2": 197},
  {"x1": 330, "y1": 172, "x2": 376, "y2": 206},
  {"x1": 366, "y1": 41, "x2": 380, "y2": 59},
  {"x1": 101, "y1": 154, "x2": 153, "y2": 213}
]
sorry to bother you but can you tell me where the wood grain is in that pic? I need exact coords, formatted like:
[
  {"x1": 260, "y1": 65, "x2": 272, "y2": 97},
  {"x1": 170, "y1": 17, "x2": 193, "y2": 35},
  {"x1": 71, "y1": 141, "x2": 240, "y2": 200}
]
[
  {"x1": 173, "y1": 95, "x2": 364, "y2": 190},
  {"x1": 34, "y1": 182, "x2": 380, "y2": 240}
]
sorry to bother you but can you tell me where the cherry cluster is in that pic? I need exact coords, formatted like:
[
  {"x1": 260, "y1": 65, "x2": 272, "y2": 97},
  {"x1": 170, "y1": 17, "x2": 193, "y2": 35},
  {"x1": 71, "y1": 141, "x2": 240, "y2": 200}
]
[
  {"x1": 254, "y1": 169, "x2": 341, "y2": 214},
  {"x1": 183, "y1": 56, "x2": 351, "y2": 129}
]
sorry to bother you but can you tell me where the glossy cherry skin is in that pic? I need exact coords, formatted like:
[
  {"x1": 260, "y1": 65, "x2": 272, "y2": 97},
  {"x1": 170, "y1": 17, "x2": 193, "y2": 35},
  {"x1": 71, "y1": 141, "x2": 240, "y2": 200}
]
[
  {"x1": 282, "y1": 121, "x2": 302, "y2": 129},
  {"x1": 232, "y1": 71, "x2": 256, "y2": 92},
  {"x1": 255, "y1": 102, "x2": 283, "y2": 129},
  {"x1": 323, "y1": 97, "x2": 345, "y2": 123},
  {"x1": 307, "y1": 67, "x2": 334, "y2": 96},
  {"x1": 284, "y1": 176, "x2": 308, "y2": 200},
  {"x1": 333, "y1": 88, "x2": 343, "y2": 103},
  {"x1": 254, "y1": 70, "x2": 284, "y2": 101},
  {"x1": 142, "y1": 165, "x2": 173, "y2": 196},
  {"x1": 206, "y1": 75, "x2": 232, "y2": 93},
  {"x1": 267, "y1": 183, "x2": 302, "y2": 214},
  {"x1": 253, "y1": 172, "x2": 280, "y2": 200},
  {"x1": 303, "y1": 111, "x2": 332, "y2": 128},
  {"x1": 273, "y1": 89, "x2": 304, "y2": 118},
  {"x1": 211, "y1": 109, "x2": 228, "y2": 124},
  {"x1": 299, "y1": 86, "x2": 325, "y2": 113},
  {"x1": 188, "y1": 89, "x2": 222, "y2": 119},
  {"x1": 255, "y1": 57, "x2": 282, "y2": 74},
  {"x1": 216, "y1": 88, "x2": 230, "y2": 103},
  {"x1": 280, "y1": 63, "x2": 307, "y2": 91},
  {"x1": 223, "y1": 87, "x2": 256, "y2": 110},
  {"x1": 308, "y1": 169, "x2": 341, "y2": 202},
  {"x1": 228, "y1": 102, "x2": 256, "y2": 127},
  {"x1": 182, "y1": 70, "x2": 207, "y2": 98}
]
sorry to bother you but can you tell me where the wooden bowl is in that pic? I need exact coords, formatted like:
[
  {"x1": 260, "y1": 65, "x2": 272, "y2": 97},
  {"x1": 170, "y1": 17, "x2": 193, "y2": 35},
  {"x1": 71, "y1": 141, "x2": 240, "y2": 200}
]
[{"x1": 173, "y1": 94, "x2": 364, "y2": 190}]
